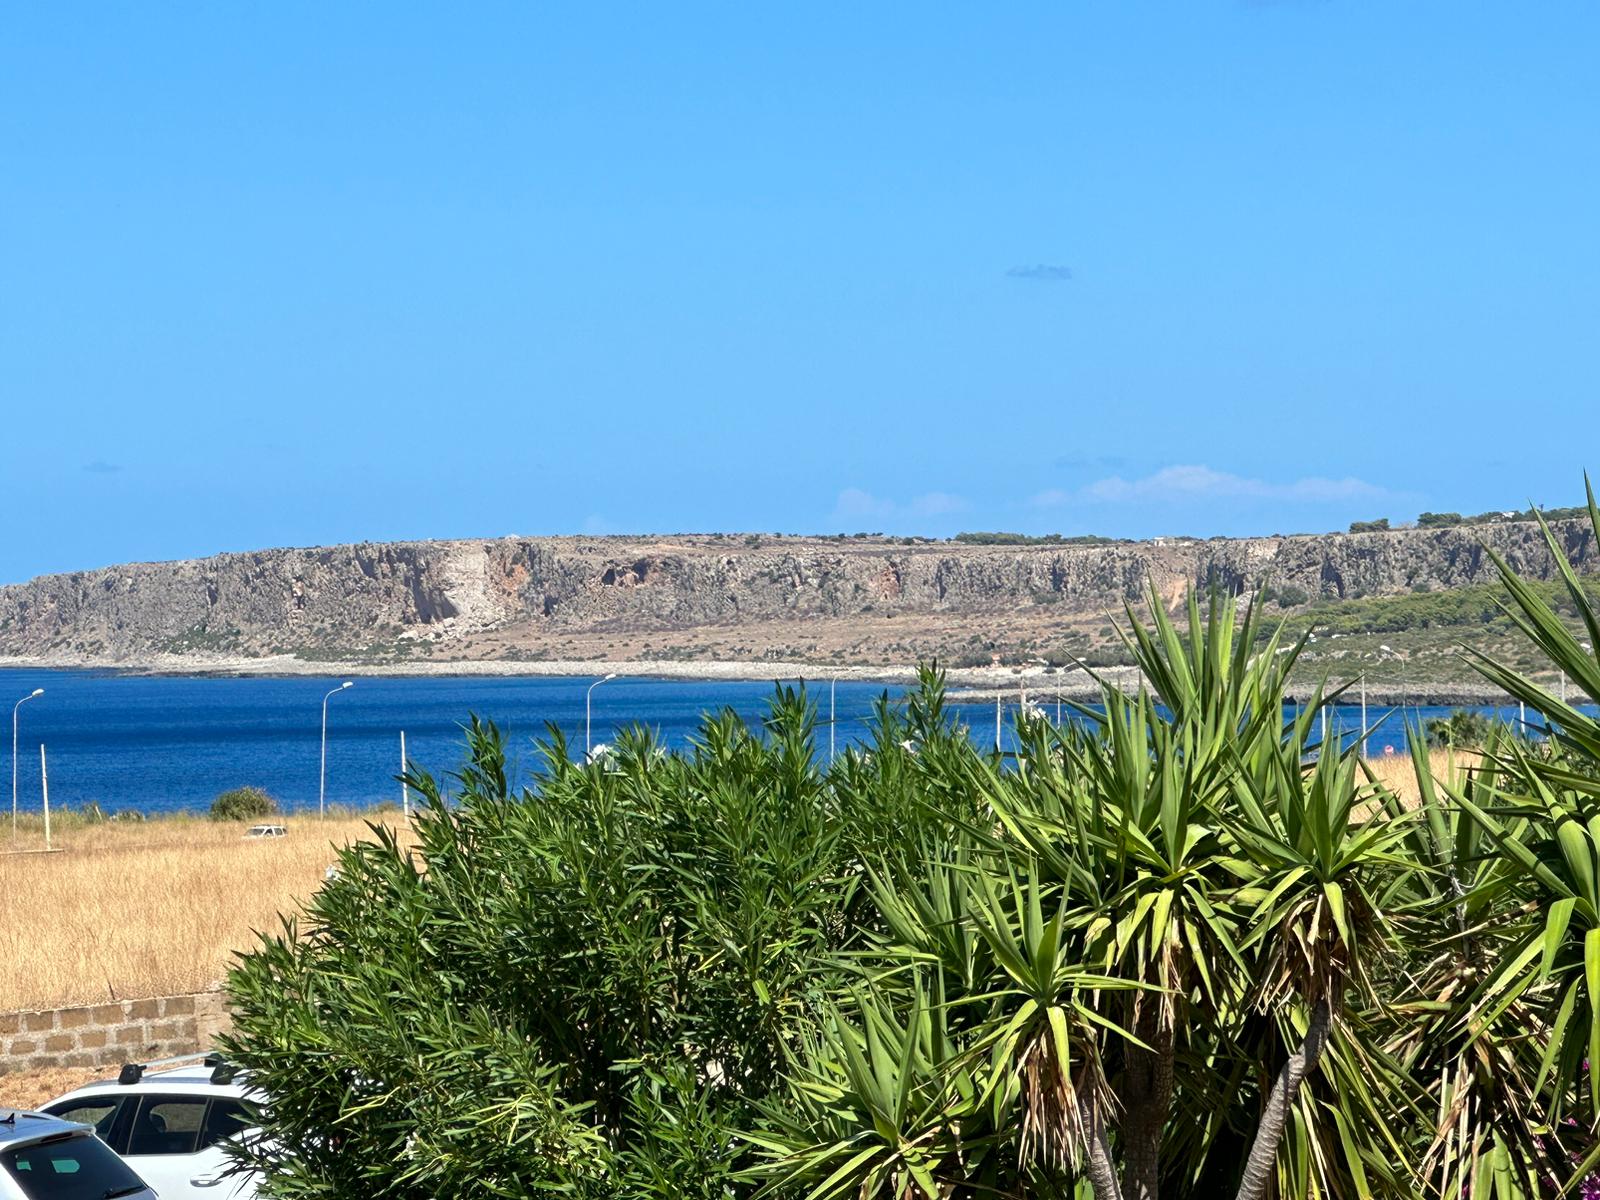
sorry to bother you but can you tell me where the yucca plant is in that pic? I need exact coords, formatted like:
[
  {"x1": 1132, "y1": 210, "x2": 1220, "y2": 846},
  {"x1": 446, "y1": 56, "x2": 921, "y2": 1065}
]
[
  {"x1": 1374, "y1": 731, "x2": 1553, "y2": 1199},
  {"x1": 745, "y1": 977, "x2": 988, "y2": 1200},
  {"x1": 1225, "y1": 699, "x2": 1417, "y2": 1200},
  {"x1": 755, "y1": 588, "x2": 1427, "y2": 1200}
]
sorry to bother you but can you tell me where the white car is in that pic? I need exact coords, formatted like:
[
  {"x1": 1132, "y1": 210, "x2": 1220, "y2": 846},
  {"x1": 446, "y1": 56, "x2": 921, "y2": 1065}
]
[
  {"x1": 43, "y1": 1059, "x2": 259, "y2": 1199},
  {"x1": 0, "y1": 1109, "x2": 156, "y2": 1200}
]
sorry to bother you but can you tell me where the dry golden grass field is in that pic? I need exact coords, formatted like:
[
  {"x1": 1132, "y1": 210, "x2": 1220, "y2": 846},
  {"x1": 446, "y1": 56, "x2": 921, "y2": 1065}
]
[
  {"x1": 0, "y1": 814, "x2": 409, "y2": 1014},
  {"x1": 1363, "y1": 747, "x2": 1483, "y2": 807},
  {"x1": 6, "y1": 1064, "x2": 108, "y2": 1109}
]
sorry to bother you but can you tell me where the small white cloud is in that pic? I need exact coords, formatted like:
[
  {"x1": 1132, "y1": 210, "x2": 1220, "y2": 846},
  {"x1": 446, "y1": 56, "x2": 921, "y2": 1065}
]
[
  {"x1": 1007, "y1": 264, "x2": 1074, "y2": 281},
  {"x1": 1082, "y1": 465, "x2": 1388, "y2": 504},
  {"x1": 834, "y1": 488, "x2": 898, "y2": 520},
  {"x1": 907, "y1": 491, "x2": 968, "y2": 517},
  {"x1": 832, "y1": 488, "x2": 968, "y2": 524}
]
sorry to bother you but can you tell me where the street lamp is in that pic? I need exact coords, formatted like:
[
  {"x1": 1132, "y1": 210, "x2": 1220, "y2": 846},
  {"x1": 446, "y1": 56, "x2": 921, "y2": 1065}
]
[
  {"x1": 11, "y1": 688, "x2": 42, "y2": 842},
  {"x1": 586, "y1": 673, "x2": 618, "y2": 759},
  {"x1": 829, "y1": 676, "x2": 839, "y2": 763},
  {"x1": 1378, "y1": 644, "x2": 1404, "y2": 706},
  {"x1": 1359, "y1": 672, "x2": 1368, "y2": 760},
  {"x1": 1564, "y1": 642, "x2": 1593, "y2": 707},
  {"x1": 1377, "y1": 644, "x2": 1412, "y2": 750},
  {"x1": 319, "y1": 682, "x2": 353, "y2": 819}
]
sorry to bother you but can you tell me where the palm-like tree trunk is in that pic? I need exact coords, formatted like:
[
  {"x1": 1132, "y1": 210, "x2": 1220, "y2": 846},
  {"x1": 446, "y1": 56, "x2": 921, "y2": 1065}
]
[
  {"x1": 1233, "y1": 998, "x2": 1335, "y2": 1200},
  {"x1": 1081, "y1": 1096, "x2": 1125, "y2": 1200},
  {"x1": 1119, "y1": 1001, "x2": 1174, "y2": 1200}
]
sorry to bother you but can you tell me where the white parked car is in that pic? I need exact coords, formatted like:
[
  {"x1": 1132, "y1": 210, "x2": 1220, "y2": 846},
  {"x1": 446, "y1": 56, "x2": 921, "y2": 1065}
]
[
  {"x1": 43, "y1": 1059, "x2": 259, "y2": 1199},
  {"x1": 0, "y1": 1109, "x2": 155, "y2": 1200}
]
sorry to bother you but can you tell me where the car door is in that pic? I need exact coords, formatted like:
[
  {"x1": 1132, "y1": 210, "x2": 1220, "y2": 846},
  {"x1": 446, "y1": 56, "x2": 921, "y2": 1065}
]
[
  {"x1": 183, "y1": 1099, "x2": 257, "y2": 1197},
  {"x1": 122, "y1": 1094, "x2": 210, "y2": 1199}
]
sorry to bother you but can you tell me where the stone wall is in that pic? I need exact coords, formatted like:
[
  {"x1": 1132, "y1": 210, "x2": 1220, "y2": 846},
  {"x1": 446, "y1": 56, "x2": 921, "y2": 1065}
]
[{"x1": 0, "y1": 992, "x2": 230, "y2": 1076}]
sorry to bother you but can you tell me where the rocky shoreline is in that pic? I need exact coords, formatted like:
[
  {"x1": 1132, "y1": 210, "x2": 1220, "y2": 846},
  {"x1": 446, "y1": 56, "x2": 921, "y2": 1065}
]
[{"x1": 0, "y1": 652, "x2": 1522, "y2": 708}]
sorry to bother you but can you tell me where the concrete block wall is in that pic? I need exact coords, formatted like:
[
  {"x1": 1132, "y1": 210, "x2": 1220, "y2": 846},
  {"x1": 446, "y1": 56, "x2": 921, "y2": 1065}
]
[{"x1": 0, "y1": 992, "x2": 231, "y2": 1076}]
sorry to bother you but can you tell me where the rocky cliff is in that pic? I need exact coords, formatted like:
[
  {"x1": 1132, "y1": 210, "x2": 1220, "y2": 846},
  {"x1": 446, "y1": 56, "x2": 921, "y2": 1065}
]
[{"x1": 0, "y1": 522, "x2": 1592, "y2": 666}]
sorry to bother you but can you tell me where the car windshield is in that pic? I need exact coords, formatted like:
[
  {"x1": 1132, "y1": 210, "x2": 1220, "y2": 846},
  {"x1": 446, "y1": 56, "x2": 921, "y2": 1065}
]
[{"x1": 2, "y1": 1132, "x2": 147, "y2": 1200}]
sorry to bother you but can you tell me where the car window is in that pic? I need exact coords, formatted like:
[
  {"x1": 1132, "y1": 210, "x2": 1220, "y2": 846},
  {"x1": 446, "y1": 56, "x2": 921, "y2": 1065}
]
[
  {"x1": 42, "y1": 1098, "x2": 123, "y2": 1143},
  {"x1": 126, "y1": 1096, "x2": 207, "y2": 1156},
  {"x1": 200, "y1": 1100, "x2": 255, "y2": 1149},
  {"x1": 2, "y1": 1132, "x2": 147, "y2": 1200}
]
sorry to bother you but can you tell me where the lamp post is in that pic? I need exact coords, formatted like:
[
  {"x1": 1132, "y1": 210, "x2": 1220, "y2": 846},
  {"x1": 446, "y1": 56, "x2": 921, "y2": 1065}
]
[
  {"x1": 586, "y1": 673, "x2": 618, "y2": 759},
  {"x1": 1360, "y1": 674, "x2": 1368, "y2": 759},
  {"x1": 12, "y1": 688, "x2": 42, "y2": 842},
  {"x1": 1563, "y1": 642, "x2": 1593, "y2": 708},
  {"x1": 1379, "y1": 644, "x2": 1407, "y2": 709},
  {"x1": 319, "y1": 682, "x2": 353, "y2": 819},
  {"x1": 829, "y1": 676, "x2": 838, "y2": 763},
  {"x1": 1379, "y1": 643, "x2": 1412, "y2": 753}
]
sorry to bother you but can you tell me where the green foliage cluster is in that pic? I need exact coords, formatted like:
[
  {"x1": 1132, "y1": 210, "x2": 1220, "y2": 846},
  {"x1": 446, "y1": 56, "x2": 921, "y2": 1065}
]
[
  {"x1": 1423, "y1": 707, "x2": 1498, "y2": 748},
  {"x1": 225, "y1": 486, "x2": 1600, "y2": 1200},
  {"x1": 1259, "y1": 583, "x2": 1310, "y2": 609},
  {"x1": 1348, "y1": 518, "x2": 1391, "y2": 533},
  {"x1": 209, "y1": 786, "x2": 278, "y2": 821},
  {"x1": 1419, "y1": 505, "x2": 1590, "y2": 529},
  {"x1": 225, "y1": 689, "x2": 971, "y2": 1198}
]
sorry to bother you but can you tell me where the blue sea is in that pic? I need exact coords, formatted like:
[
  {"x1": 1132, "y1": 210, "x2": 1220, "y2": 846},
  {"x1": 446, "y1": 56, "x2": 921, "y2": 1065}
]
[{"x1": 0, "y1": 669, "x2": 1564, "y2": 817}]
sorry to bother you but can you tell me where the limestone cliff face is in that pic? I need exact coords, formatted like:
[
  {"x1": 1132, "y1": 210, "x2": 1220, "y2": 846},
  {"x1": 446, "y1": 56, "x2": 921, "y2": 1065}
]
[{"x1": 0, "y1": 522, "x2": 1592, "y2": 662}]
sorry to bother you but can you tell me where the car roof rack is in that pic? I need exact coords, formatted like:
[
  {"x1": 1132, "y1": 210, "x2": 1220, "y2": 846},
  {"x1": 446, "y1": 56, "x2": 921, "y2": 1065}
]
[{"x1": 118, "y1": 1050, "x2": 237, "y2": 1086}]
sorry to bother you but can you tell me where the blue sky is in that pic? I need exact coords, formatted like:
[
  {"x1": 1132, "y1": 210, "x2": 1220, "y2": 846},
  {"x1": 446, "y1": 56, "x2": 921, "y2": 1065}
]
[{"x1": 4, "y1": 3, "x2": 1597, "y2": 582}]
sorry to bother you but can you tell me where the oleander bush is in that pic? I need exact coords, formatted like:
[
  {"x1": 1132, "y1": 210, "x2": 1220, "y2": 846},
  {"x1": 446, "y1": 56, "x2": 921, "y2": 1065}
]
[
  {"x1": 225, "y1": 484, "x2": 1600, "y2": 1199},
  {"x1": 1424, "y1": 706, "x2": 1498, "y2": 748}
]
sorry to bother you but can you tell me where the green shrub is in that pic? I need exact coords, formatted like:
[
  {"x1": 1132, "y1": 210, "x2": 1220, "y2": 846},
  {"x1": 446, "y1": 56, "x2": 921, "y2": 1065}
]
[
  {"x1": 210, "y1": 786, "x2": 278, "y2": 822},
  {"x1": 1424, "y1": 707, "x2": 1496, "y2": 748},
  {"x1": 225, "y1": 685, "x2": 964, "y2": 1198}
]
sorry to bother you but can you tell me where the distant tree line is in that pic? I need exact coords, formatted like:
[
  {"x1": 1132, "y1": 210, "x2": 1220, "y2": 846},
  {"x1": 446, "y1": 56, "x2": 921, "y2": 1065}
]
[
  {"x1": 952, "y1": 531, "x2": 1117, "y2": 546},
  {"x1": 1416, "y1": 504, "x2": 1591, "y2": 527},
  {"x1": 1349, "y1": 504, "x2": 1591, "y2": 534}
]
